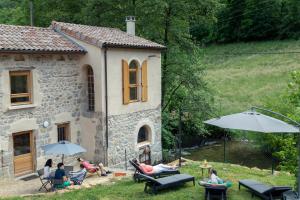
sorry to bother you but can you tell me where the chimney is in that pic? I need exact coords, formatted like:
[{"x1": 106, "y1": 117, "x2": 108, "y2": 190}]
[{"x1": 126, "y1": 16, "x2": 136, "y2": 36}]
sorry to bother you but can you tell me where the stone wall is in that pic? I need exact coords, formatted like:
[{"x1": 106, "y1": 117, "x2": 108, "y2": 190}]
[
  {"x1": 0, "y1": 54, "x2": 84, "y2": 178},
  {"x1": 107, "y1": 106, "x2": 162, "y2": 168}
]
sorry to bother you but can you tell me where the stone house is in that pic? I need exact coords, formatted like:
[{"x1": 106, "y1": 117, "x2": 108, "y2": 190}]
[{"x1": 0, "y1": 17, "x2": 164, "y2": 178}]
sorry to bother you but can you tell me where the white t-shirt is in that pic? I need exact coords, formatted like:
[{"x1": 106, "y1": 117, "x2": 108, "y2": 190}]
[
  {"x1": 44, "y1": 166, "x2": 51, "y2": 179},
  {"x1": 210, "y1": 173, "x2": 218, "y2": 184}
]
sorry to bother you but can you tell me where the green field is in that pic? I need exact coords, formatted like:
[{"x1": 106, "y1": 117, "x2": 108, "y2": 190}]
[
  {"x1": 202, "y1": 40, "x2": 300, "y2": 114},
  {"x1": 2, "y1": 161, "x2": 295, "y2": 200}
]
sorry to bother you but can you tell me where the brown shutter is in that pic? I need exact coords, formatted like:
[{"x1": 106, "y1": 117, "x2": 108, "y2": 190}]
[
  {"x1": 122, "y1": 59, "x2": 130, "y2": 104},
  {"x1": 141, "y1": 60, "x2": 148, "y2": 102}
]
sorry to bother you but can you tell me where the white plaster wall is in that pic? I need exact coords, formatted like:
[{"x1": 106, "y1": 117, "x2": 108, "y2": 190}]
[
  {"x1": 64, "y1": 36, "x2": 103, "y2": 113},
  {"x1": 104, "y1": 48, "x2": 162, "y2": 116}
]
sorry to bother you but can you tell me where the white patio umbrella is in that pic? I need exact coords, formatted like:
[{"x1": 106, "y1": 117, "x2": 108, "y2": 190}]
[
  {"x1": 204, "y1": 107, "x2": 300, "y2": 196},
  {"x1": 205, "y1": 110, "x2": 299, "y2": 133},
  {"x1": 43, "y1": 140, "x2": 86, "y2": 162}
]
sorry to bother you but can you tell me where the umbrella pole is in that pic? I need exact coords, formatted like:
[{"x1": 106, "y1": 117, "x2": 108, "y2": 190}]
[
  {"x1": 62, "y1": 154, "x2": 64, "y2": 163},
  {"x1": 223, "y1": 132, "x2": 226, "y2": 163}
]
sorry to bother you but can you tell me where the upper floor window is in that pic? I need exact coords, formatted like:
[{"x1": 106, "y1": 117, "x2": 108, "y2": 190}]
[
  {"x1": 122, "y1": 59, "x2": 148, "y2": 105},
  {"x1": 10, "y1": 71, "x2": 32, "y2": 105},
  {"x1": 87, "y1": 66, "x2": 95, "y2": 111},
  {"x1": 129, "y1": 60, "x2": 138, "y2": 101},
  {"x1": 57, "y1": 123, "x2": 70, "y2": 142}
]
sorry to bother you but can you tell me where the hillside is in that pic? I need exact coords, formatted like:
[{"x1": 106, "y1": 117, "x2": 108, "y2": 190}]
[{"x1": 202, "y1": 40, "x2": 300, "y2": 115}]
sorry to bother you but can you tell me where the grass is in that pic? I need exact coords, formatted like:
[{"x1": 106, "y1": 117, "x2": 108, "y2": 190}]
[
  {"x1": 2, "y1": 161, "x2": 295, "y2": 200},
  {"x1": 202, "y1": 40, "x2": 300, "y2": 114}
]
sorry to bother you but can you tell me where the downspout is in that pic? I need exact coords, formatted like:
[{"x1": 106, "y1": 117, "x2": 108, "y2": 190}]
[{"x1": 104, "y1": 44, "x2": 109, "y2": 166}]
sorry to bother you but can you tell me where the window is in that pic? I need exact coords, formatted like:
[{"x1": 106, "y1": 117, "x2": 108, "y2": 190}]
[
  {"x1": 87, "y1": 66, "x2": 95, "y2": 111},
  {"x1": 10, "y1": 71, "x2": 32, "y2": 105},
  {"x1": 122, "y1": 59, "x2": 148, "y2": 104},
  {"x1": 137, "y1": 126, "x2": 150, "y2": 143},
  {"x1": 57, "y1": 123, "x2": 70, "y2": 142},
  {"x1": 129, "y1": 60, "x2": 138, "y2": 101}
]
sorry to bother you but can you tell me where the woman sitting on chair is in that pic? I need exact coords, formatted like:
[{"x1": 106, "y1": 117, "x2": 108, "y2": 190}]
[{"x1": 132, "y1": 158, "x2": 177, "y2": 174}]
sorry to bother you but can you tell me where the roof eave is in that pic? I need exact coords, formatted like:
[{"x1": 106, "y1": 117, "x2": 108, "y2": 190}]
[
  {"x1": 103, "y1": 43, "x2": 166, "y2": 50},
  {"x1": 0, "y1": 49, "x2": 87, "y2": 54}
]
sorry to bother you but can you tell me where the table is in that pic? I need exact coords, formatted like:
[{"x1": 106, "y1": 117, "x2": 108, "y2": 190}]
[{"x1": 199, "y1": 164, "x2": 212, "y2": 177}]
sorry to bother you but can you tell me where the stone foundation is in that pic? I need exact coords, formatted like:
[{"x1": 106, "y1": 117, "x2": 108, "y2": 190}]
[{"x1": 107, "y1": 107, "x2": 162, "y2": 168}]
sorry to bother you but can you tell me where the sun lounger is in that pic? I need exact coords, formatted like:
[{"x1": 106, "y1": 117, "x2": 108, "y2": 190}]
[
  {"x1": 129, "y1": 160, "x2": 180, "y2": 182},
  {"x1": 139, "y1": 173, "x2": 195, "y2": 194},
  {"x1": 199, "y1": 181, "x2": 228, "y2": 200},
  {"x1": 239, "y1": 179, "x2": 292, "y2": 200}
]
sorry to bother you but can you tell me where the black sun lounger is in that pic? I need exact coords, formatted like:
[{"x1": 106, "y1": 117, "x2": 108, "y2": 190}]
[
  {"x1": 139, "y1": 173, "x2": 195, "y2": 194},
  {"x1": 129, "y1": 160, "x2": 180, "y2": 182},
  {"x1": 198, "y1": 181, "x2": 228, "y2": 200},
  {"x1": 239, "y1": 179, "x2": 292, "y2": 200}
]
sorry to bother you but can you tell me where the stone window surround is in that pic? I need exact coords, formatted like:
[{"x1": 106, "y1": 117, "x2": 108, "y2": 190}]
[
  {"x1": 134, "y1": 118, "x2": 155, "y2": 150},
  {"x1": 2, "y1": 68, "x2": 41, "y2": 111}
]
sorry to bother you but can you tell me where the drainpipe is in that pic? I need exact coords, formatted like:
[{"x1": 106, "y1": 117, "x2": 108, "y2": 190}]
[{"x1": 104, "y1": 44, "x2": 109, "y2": 166}]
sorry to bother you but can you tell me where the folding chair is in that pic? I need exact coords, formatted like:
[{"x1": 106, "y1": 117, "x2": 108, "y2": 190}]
[{"x1": 37, "y1": 169, "x2": 51, "y2": 192}]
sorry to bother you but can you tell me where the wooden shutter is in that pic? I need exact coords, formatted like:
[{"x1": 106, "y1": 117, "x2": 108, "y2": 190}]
[
  {"x1": 122, "y1": 59, "x2": 130, "y2": 104},
  {"x1": 141, "y1": 60, "x2": 148, "y2": 102}
]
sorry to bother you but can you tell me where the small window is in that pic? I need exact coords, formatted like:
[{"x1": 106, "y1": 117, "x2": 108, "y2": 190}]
[
  {"x1": 57, "y1": 123, "x2": 70, "y2": 142},
  {"x1": 87, "y1": 66, "x2": 95, "y2": 111},
  {"x1": 137, "y1": 126, "x2": 150, "y2": 143},
  {"x1": 10, "y1": 71, "x2": 32, "y2": 105},
  {"x1": 129, "y1": 61, "x2": 138, "y2": 101}
]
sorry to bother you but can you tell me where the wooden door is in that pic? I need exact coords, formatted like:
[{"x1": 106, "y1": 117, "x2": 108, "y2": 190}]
[{"x1": 13, "y1": 131, "x2": 34, "y2": 176}]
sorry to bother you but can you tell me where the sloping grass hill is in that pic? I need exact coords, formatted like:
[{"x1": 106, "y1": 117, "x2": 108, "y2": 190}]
[{"x1": 202, "y1": 40, "x2": 300, "y2": 114}]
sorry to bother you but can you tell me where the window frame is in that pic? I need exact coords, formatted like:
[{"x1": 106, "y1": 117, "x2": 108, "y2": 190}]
[
  {"x1": 87, "y1": 66, "x2": 95, "y2": 111},
  {"x1": 57, "y1": 123, "x2": 70, "y2": 142},
  {"x1": 129, "y1": 61, "x2": 139, "y2": 102},
  {"x1": 9, "y1": 70, "x2": 32, "y2": 106},
  {"x1": 137, "y1": 126, "x2": 151, "y2": 144}
]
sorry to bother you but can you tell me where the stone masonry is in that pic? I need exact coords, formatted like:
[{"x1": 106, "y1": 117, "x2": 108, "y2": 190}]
[
  {"x1": 107, "y1": 106, "x2": 162, "y2": 168},
  {"x1": 0, "y1": 54, "x2": 84, "y2": 178}
]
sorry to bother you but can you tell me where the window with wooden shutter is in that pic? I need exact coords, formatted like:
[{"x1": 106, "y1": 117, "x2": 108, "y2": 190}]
[
  {"x1": 129, "y1": 60, "x2": 139, "y2": 102},
  {"x1": 141, "y1": 60, "x2": 148, "y2": 102},
  {"x1": 122, "y1": 60, "x2": 130, "y2": 104}
]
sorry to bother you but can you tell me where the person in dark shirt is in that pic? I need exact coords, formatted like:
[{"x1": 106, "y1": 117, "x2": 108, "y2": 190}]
[{"x1": 54, "y1": 163, "x2": 73, "y2": 187}]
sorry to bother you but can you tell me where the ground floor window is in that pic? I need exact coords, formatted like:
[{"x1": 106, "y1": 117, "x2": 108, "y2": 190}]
[
  {"x1": 137, "y1": 126, "x2": 150, "y2": 143},
  {"x1": 57, "y1": 123, "x2": 70, "y2": 142}
]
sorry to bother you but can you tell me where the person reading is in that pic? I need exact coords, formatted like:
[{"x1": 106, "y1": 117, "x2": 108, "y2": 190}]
[
  {"x1": 77, "y1": 158, "x2": 109, "y2": 176},
  {"x1": 132, "y1": 158, "x2": 177, "y2": 174},
  {"x1": 69, "y1": 164, "x2": 87, "y2": 185}
]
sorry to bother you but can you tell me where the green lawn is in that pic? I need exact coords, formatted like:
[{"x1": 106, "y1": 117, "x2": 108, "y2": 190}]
[
  {"x1": 202, "y1": 40, "x2": 300, "y2": 114},
  {"x1": 2, "y1": 161, "x2": 295, "y2": 200}
]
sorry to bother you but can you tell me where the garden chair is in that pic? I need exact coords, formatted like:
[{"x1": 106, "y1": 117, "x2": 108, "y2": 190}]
[
  {"x1": 37, "y1": 169, "x2": 51, "y2": 192},
  {"x1": 239, "y1": 179, "x2": 292, "y2": 200}
]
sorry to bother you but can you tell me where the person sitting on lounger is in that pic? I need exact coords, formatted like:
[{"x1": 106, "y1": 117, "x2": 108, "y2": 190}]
[
  {"x1": 209, "y1": 169, "x2": 224, "y2": 184},
  {"x1": 77, "y1": 158, "x2": 109, "y2": 176},
  {"x1": 132, "y1": 158, "x2": 177, "y2": 174},
  {"x1": 55, "y1": 162, "x2": 73, "y2": 187},
  {"x1": 69, "y1": 164, "x2": 87, "y2": 185}
]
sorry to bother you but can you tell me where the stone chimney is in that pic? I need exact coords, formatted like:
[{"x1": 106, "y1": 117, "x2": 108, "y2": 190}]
[{"x1": 126, "y1": 16, "x2": 136, "y2": 36}]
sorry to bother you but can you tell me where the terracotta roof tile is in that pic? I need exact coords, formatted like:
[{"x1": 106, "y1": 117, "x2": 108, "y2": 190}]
[
  {"x1": 0, "y1": 24, "x2": 85, "y2": 53},
  {"x1": 52, "y1": 21, "x2": 165, "y2": 50}
]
